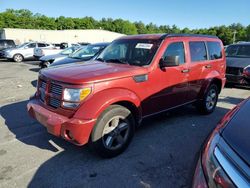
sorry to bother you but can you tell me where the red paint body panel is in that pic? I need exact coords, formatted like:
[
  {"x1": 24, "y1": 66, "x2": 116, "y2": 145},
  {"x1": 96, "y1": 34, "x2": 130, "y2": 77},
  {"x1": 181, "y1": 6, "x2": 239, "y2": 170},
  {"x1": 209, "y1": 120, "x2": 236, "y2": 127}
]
[
  {"x1": 27, "y1": 99, "x2": 96, "y2": 145},
  {"x1": 27, "y1": 34, "x2": 226, "y2": 145}
]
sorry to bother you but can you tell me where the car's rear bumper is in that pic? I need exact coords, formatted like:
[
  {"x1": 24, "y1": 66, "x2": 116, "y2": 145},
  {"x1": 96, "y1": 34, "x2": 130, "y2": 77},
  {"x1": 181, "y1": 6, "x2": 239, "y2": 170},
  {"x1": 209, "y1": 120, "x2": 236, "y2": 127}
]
[{"x1": 27, "y1": 98, "x2": 96, "y2": 145}]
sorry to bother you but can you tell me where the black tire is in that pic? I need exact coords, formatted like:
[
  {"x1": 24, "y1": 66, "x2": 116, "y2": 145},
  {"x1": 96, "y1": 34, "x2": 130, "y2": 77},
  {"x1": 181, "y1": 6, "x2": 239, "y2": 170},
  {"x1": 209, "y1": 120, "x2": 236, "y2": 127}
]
[
  {"x1": 13, "y1": 54, "x2": 24, "y2": 63},
  {"x1": 90, "y1": 105, "x2": 135, "y2": 158},
  {"x1": 196, "y1": 84, "x2": 218, "y2": 115}
]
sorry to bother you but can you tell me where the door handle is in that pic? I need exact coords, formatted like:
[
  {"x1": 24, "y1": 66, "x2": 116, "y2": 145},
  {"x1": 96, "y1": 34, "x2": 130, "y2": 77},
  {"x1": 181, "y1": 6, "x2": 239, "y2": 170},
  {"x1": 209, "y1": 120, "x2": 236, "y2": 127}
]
[
  {"x1": 205, "y1": 64, "x2": 212, "y2": 69},
  {"x1": 181, "y1": 69, "x2": 190, "y2": 73}
]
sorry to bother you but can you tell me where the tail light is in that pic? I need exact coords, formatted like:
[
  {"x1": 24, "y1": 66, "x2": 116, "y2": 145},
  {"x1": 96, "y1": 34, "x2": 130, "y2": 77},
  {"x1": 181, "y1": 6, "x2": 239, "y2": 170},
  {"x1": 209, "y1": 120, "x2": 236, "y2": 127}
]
[{"x1": 200, "y1": 106, "x2": 240, "y2": 187}]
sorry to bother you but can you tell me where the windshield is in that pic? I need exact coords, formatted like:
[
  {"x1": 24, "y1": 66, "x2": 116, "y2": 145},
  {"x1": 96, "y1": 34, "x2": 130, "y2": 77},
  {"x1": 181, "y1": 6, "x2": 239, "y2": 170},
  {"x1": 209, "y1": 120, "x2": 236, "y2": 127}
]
[
  {"x1": 60, "y1": 47, "x2": 78, "y2": 55},
  {"x1": 17, "y1": 42, "x2": 29, "y2": 48},
  {"x1": 70, "y1": 45, "x2": 103, "y2": 59},
  {"x1": 97, "y1": 39, "x2": 162, "y2": 66},
  {"x1": 226, "y1": 45, "x2": 250, "y2": 58}
]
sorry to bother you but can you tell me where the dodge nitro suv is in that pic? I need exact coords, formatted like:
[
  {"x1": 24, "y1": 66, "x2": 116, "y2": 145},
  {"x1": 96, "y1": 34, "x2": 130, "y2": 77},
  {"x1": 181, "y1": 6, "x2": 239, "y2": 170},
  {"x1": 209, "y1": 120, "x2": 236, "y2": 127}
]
[{"x1": 27, "y1": 34, "x2": 226, "y2": 158}]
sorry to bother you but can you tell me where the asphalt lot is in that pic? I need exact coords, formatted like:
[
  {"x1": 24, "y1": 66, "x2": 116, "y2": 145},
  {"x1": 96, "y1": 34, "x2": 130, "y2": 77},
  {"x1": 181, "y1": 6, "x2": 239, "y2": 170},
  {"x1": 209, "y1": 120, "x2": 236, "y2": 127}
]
[{"x1": 0, "y1": 60, "x2": 249, "y2": 188}]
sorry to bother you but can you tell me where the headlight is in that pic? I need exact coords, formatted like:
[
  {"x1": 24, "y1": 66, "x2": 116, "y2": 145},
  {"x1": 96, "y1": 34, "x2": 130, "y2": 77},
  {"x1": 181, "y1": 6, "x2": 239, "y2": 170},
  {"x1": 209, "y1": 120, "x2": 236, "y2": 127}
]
[{"x1": 63, "y1": 88, "x2": 91, "y2": 102}]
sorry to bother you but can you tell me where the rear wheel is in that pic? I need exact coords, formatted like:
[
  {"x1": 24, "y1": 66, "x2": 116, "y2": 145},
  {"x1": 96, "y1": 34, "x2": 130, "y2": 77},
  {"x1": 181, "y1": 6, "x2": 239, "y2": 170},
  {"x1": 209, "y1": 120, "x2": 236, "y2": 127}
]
[
  {"x1": 197, "y1": 84, "x2": 218, "y2": 114},
  {"x1": 13, "y1": 54, "x2": 24, "y2": 63},
  {"x1": 90, "y1": 105, "x2": 135, "y2": 158}
]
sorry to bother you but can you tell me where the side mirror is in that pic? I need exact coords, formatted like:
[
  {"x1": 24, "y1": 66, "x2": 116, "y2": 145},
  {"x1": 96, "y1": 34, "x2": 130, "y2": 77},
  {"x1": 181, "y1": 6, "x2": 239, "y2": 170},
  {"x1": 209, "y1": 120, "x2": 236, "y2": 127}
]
[{"x1": 160, "y1": 56, "x2": 180, "y2": 68}]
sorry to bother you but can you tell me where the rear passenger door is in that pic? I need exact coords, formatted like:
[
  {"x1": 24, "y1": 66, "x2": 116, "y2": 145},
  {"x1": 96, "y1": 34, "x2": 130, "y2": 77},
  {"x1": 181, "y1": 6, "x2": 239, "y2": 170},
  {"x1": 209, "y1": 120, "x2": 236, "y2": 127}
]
[{"x1": 187, "y1": 41, "x2": 210, "y2": 101}]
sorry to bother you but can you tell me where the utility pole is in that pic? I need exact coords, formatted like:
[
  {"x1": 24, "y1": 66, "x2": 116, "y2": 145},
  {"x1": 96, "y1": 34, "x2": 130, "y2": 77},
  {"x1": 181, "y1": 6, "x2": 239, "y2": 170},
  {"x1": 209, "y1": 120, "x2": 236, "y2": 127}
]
[{"x1": 233, "y1": 30, "x2": 237, "y2": 44}]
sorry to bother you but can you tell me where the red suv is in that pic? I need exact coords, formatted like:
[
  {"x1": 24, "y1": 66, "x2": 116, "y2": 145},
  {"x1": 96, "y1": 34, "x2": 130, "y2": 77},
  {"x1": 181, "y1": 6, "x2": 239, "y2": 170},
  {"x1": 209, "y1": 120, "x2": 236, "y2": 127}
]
[{"x1": 27, "y1": 34, "x2": 226, "y2": 157}]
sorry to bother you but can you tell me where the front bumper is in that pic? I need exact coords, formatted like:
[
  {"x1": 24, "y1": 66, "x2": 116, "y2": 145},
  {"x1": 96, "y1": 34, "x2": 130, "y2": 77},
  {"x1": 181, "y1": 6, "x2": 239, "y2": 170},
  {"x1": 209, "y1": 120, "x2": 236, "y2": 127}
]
[
  {"x1": 0, "y1": 50, "x2": 5, "y2": 57},
  {"x1": 27, "y1": 98, "x2": 96, "y2": 145},
  {"x1": 4, "y1": 52, "x2": 12, "y2": 58},
  {"x1": 226, "y1": 74, "x2": 250, "y2": 85}
]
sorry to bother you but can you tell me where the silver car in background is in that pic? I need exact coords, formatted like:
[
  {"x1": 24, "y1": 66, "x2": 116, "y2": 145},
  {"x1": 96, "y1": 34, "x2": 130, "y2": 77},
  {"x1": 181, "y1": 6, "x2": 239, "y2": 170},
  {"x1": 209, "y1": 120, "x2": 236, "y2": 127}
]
[
  {"x1": 39, "y1": 46, "x2": 81, "y2": 68},
  {"x1": 4, "y1": 42, "x2": 52, "y2": 62}
]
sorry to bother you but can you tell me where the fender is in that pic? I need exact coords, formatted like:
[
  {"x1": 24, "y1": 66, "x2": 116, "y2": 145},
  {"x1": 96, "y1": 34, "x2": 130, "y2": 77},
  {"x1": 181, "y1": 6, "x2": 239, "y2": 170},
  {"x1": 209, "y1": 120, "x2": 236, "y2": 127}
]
[
  {"x1": 198, "y1": 70, "x2": 223, "y2": 99},
  {"x1": 73, "y1": 88, "x2": 142, "y2": 121}
]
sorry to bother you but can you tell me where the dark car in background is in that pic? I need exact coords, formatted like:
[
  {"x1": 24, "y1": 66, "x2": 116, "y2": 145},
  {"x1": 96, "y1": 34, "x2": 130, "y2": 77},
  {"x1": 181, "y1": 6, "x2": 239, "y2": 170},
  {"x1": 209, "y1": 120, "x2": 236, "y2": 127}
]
[
  {"x1": 49, "y1": 42, "x2": 109, "y2": 67},
  {"x1": 0, "y1": 39, "x2": 16, "y2": 57},
  {"x1": 39, "y1": 46, "x2": 80, "y2": 68},
  {"x1": 225, "y1": 43, "x2": 250, "y2": 86},
  {"x1": 193, "y1": 97, "x2": 250, "y2": 187}
]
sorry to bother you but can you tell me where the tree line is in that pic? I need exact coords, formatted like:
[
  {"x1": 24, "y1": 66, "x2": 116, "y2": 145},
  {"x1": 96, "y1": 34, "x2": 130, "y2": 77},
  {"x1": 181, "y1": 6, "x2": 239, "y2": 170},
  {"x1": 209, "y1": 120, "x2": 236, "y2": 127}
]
[{"x1": 0, "y1": 9, "x2": 250, "y2": 45}]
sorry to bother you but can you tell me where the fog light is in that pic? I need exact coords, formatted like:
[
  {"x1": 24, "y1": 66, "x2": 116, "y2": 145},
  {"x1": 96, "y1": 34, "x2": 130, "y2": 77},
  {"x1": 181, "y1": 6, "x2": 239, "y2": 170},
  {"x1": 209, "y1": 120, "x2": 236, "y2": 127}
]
[{"x1": 65, "y1": 130, "x2": 74, "y2": 140}]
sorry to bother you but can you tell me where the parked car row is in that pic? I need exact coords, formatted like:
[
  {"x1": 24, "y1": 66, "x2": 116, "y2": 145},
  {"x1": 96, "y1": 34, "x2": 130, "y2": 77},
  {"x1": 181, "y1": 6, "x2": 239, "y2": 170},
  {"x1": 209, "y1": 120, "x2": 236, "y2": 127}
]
[
  {"x1": 0, "y1": 40, "x2": 88, "y2": 62},
  {"x1": 25, "y1": 33, "x2": 250, "y2": 187},
  {"x1": 3, "y1": 42, "x2": 54, "y2": 62},
  {"x1": 1, "y1": 34, "x2": 249, "y2": 188}
]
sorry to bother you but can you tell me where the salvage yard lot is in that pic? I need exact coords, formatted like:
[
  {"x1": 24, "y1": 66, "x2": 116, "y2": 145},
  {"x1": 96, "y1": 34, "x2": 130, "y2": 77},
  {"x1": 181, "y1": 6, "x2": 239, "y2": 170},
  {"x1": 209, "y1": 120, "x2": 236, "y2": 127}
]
[{"x1": 0, "y1": 60, "x2": 249, "y2": 188}]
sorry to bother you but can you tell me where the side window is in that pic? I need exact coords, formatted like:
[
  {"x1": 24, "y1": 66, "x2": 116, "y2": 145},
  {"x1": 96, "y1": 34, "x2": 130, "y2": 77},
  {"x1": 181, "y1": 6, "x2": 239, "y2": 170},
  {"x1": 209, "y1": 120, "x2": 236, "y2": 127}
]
[
  {"x1": 162, "y1": 42, "x2": 185, "y2": 64},
  {"x1": 38, "y1": 43, "x2": 46, "y2": 47},
  {"x1": 189, "y1": 41, "x2": 207, "y2": 62},
  {"x1": 6, "y1": 40, "x2": 15, "y2": 47},
  {"x1": 207, "y1": 42, "x2": 222, "y2": 60},
  {"x1": 27, "y1": 43, "x2": 36, "y2": 48}
]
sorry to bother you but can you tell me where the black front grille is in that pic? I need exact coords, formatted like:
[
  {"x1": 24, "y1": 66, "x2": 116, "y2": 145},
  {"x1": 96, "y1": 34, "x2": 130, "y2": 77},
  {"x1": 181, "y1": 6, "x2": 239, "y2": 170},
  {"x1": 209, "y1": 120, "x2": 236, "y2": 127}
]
[
  {"x1": 49, "y1": 97, "x2": 61, "y2": 108},
  {"x1": 226, "y1": 67, "x2": 243, "y2": 75},
  {"x1": 50, "y1": 83, "x2": 63, "y2": 96},
  {"x1": 39, "y1": 79, "x2": 47, "y2": 102},
  {"x1": 40, "y1": 80, "x2": 47, "y2": 90},
  {"x1": 38, "y1": 78, "x2": 63, "y2": 109}
]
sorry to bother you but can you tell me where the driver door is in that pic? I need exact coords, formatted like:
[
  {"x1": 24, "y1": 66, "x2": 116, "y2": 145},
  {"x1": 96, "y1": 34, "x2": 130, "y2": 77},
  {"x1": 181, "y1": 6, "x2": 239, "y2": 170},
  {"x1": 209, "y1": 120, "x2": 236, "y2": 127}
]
[{"x1": 148, "y1": 40, "x2": 190, "y2": 113}]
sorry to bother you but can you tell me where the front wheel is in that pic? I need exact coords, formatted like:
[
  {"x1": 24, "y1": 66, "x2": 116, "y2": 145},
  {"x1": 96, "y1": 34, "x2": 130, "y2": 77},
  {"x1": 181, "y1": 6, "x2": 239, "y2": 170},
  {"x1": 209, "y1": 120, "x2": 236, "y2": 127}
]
[
  {"x1": 196, "y1": 84, "x2": 218, "y2": 114},
  {"x1": 13, "y1": 54, "x2": 24, "y2": 62},
  {"x1": 90, "y1": 105, "x2": 135, "y2": 158}
]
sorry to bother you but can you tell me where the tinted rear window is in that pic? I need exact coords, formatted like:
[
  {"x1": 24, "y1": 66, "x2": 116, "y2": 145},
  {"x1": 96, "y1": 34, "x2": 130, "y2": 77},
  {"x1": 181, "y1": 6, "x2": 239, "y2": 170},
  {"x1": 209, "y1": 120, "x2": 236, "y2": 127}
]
[
  {"x1": 207, "y1": 42, "x2": 222, "y2": 60},
  {"x1": 189, "y1": 41, "x2": 207, "y2": 62}
]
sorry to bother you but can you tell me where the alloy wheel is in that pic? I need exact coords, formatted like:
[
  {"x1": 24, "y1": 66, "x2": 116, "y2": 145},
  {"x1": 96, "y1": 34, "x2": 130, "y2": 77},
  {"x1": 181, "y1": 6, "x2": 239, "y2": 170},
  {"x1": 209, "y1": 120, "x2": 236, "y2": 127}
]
[{"x1": 102, "y1": 116, "x2": 130, "y2": 150}]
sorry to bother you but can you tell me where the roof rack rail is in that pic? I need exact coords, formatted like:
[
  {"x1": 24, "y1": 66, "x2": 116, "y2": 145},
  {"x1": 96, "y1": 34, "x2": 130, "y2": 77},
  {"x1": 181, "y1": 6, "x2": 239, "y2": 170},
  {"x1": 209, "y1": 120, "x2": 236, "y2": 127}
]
[{"x1": 161, "y1": 33, "x2": 218, "y2": 39}]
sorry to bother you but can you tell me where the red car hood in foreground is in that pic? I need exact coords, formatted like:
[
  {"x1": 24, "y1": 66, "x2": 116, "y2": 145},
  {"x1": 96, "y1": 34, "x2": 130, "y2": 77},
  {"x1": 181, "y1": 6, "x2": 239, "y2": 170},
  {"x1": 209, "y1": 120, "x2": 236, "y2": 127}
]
[{"x1": 41, "y1": 61, "x2": 147, "y2": 84}]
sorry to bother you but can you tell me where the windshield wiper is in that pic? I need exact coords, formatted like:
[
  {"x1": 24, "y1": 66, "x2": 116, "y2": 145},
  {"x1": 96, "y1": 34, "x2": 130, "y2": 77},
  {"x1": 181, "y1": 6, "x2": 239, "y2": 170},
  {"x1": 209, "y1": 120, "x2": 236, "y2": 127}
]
[{"x1": 105, "y1": 58, "x2": 129, "y2": 64}]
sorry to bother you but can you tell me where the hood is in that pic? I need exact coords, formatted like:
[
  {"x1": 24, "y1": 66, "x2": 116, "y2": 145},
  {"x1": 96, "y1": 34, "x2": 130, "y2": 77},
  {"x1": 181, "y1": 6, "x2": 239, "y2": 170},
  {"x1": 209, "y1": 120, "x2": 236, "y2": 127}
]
[
  {"x1": 226, "y1": 57, "x2": 250, "y2": 68},
  {"x1": 40, "y1": 54, "x2": 66, "y2": 61},
  {"x1": 50, "y1": 57, "x2": 83, "y2": 67},
  {"x1": 41, "y1": 61, "x2": 147, "y2": 84},
  {"x1": 222, "y1": 99, "x2": 250, "y2": 166}
]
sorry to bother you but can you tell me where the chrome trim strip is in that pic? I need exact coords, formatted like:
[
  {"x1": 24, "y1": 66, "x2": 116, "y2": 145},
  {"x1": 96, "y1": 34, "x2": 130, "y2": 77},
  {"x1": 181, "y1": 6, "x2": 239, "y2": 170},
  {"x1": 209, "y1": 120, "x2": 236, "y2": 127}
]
[{"x1": 214, "y1": 147, "x2": 250, "y2": 188}]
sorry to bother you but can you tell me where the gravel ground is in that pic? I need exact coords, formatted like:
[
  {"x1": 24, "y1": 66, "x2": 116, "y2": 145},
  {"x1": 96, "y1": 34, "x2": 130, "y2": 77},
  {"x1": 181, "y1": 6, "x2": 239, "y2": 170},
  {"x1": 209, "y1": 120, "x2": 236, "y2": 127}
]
[{"x1": 0, "y1": 60, "x2": 249, "y2": 188}]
